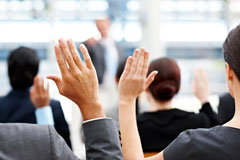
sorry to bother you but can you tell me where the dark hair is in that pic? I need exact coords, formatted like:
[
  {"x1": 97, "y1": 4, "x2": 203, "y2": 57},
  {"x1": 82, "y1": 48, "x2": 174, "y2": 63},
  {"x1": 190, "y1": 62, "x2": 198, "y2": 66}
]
[
  {"x1": 8, "y1": 47, "x2": 39, "y2": 90},
  {"x1": 116, "y1": 58, "x2": 127, "y2": 80},
  {"x1": 147, "y1": 58, "x2": 181, "y2": 101},
  {"x1": 223, "y1": 25, "x2": 240, "y2": 80}
]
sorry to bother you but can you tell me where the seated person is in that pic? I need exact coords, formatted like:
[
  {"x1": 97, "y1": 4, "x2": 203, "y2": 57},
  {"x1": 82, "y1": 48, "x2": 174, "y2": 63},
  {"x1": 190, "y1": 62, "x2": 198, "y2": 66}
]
[
  {"x1": 218, "y1": 93, "x2": 235, "y2": 124},
  {"x1": 118, "y1": 24, "x2": 240, "y2": 160},
  {"x1": 136, "y1": 58, "x2": 218, "y2": 152},
  {"x1": 0, "y1": 47, "x2": 71, "y2": 148},
  {"x1": 0, "y1": 39, "x2": 123, "y2": 160}
]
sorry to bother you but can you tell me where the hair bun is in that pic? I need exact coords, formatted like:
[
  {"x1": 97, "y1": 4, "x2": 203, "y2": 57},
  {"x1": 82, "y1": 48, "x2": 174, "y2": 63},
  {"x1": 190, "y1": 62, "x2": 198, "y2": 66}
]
[{"x1": 152, "y1": 81, "x2": 177, "y2": 101}]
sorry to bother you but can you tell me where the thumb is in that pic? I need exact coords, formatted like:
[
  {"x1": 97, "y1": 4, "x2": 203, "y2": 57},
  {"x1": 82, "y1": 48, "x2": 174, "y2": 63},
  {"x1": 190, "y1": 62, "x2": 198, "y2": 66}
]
[
  {"x1": 47, "y1": 75, "x2": 62, "y2": 89},
  {"x1": 145, "y1": 71, "x2": 158, "y2": 89}
]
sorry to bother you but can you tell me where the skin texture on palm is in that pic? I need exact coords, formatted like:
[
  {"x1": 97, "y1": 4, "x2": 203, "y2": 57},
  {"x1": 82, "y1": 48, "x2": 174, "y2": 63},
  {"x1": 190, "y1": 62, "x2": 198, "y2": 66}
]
[
  {"x1": 47, "y1": 38, "x2": 105, "y2": 121},
  {"x1": 118, "y1": 48, "x2": 164, "y2": 160},
  {"x1": 192, "y1": 68, "x2": 210, "y2": 105}
]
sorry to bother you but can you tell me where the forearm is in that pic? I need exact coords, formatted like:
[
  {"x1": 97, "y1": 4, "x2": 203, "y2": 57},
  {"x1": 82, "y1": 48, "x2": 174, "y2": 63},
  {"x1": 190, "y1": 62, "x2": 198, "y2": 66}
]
[{"x1": 119, "y1": 100, "x2": 144, "y2": 160}]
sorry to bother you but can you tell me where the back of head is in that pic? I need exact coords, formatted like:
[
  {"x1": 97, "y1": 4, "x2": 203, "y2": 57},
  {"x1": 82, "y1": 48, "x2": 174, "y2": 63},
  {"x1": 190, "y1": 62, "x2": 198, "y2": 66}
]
[
  {"x1": 147, "y1": 58, "x2": 181, "y2": 102},
  {"x1": 223, "y1": 25, "x2": 240, "y2": 80},
  {"x1": 8, "y1": 47, "x2": 39, "y2": 90},
  {"x1": 116, "y1": 58, "x2": 127, "y2": 83}
]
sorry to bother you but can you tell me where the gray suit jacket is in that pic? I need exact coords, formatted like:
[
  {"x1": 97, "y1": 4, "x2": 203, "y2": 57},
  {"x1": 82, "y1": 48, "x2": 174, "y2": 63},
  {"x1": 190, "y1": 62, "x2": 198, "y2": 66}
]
[{"x1": 0, "y1": 119, "x2": 123, "y2": 160}]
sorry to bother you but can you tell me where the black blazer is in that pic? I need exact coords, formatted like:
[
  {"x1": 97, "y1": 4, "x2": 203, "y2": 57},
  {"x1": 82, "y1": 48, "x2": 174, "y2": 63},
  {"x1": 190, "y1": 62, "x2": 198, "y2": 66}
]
[
  {"x1": 137, "y1": 102, "x2": 219, "y2": 152},
  {"x1": 0, "y1": 89, "x2": 72, "y2": 148}
]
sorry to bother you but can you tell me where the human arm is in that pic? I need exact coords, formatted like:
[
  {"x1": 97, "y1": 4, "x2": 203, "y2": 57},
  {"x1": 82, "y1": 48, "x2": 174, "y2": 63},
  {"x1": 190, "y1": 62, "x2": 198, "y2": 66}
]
[
  {"x1": 192, "y1": 68, "x2": 210, "y2": 105},
  {"x1": 47, "y1": 39, "x2": 122, "y2": 159},
  {"x1": 192, "y1": 69, "x2": 219, "y2": 126},
  {"x1": 118, "y1": 48, "x2": 162, "y2": 160},
  {"x1": 47, "y1": 39, "x2": 105, "y2": 121},
  {"x1": 30, "y1": 75, "x2": 54, "y2": 125}
]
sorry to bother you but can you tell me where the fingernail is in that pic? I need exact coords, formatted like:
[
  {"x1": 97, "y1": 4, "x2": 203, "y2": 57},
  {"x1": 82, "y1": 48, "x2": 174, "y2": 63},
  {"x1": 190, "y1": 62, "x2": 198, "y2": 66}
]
[{"x1": 59, "y1": 38, "x2": 64, "y2": 43}]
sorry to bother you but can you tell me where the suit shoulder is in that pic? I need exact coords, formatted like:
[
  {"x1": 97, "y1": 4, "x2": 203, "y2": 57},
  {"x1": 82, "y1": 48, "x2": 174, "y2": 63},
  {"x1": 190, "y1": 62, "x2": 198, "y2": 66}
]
[{"x1": 0, "y1": 123, "x2": 51, "y2": 137}]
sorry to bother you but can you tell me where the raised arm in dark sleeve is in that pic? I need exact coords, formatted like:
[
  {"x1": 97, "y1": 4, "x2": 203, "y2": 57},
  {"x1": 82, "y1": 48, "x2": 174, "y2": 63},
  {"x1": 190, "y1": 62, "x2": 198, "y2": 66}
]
[
  {"x1": 82, "y1": 118, "x2": 123, "y2": 160},
  {"x1": 199, "y1": 102, "x2": 219, "y2": 127}
]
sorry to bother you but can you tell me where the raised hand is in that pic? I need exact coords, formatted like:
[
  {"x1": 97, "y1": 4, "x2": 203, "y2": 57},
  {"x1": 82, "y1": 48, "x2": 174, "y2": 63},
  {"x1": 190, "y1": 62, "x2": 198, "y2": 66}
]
[
  {"x1": 118, "y1": 48, "x2": 158, "y2": 160},
  {"x1": 118, "y1": 48, "x2": 158, "y2": 104},
  {"x1": 47, "y1": 38, "x2": 105, "y2": 121},
  {"x1": 30, "y1": 75, "x2": 50, "y2": 109},
  {"x1": 192, "y1": 68, "x2": 210, "y2": 104}
]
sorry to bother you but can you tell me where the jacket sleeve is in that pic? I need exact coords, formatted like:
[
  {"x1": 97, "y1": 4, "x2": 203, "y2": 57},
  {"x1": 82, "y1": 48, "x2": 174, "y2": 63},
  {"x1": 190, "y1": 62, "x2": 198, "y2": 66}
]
[
  {"x1": 199, "y1": 102, "x2": 219, "y2": 127},
  {"x1": 48, "y1": 126, "x2": 80, "y2": 160},
  {"x1": 82, "y1": 118, "x2": 123, "y2": 160},
  {"x1": 51, "y1": 100, "x2": 72, "y2": 149}
]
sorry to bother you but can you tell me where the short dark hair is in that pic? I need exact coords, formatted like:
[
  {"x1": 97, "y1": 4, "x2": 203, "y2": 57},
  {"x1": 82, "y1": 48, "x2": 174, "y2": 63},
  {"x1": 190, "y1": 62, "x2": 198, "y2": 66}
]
[
  {"x1": 8, "y1": 47, "x2": 39, "y2": 90},
  {"x1": 116, "y1": 58, "x2": 128, "y2": 80},
  {"x1": 223, "y1": 25, "x2": 240, "y2": 80},
  {"x1": 147, "y1": 58, "x2": 181, "y2": 102}
]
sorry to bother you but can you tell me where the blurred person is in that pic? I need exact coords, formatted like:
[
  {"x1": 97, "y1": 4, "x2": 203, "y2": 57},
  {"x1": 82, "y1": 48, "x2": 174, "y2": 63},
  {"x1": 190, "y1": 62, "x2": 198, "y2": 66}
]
[
  {"x1": 84, "y1": 17, "x2": 126, "y2": 84},
  {"x1": 0, "y1": 47, "x2": 71, "y2": 148},
  {"x1": 118, "y1": 24, "x2": 240, "y2": 160},
  {"x1": 135, "y1": 58, "x2": 218, "y2": 152},
  {"x1": 0, "y1": 39, "x2": 122, "y2": 160}
]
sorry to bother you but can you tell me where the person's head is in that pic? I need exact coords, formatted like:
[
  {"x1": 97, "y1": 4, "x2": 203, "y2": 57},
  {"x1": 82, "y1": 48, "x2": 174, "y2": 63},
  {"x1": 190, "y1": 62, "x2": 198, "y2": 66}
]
[
  {"x1": 8, "y1": 47, "x2": 39, "y2": 90},
  {"x1": 147, "y1": 58, "x2": 181, "y2": 102},
  {"x1": 223, "y1": 25, "x2": 240, "y2": 98},
  {"x1": 95, "y1": 17, "x2": 111, "y2": 38}
]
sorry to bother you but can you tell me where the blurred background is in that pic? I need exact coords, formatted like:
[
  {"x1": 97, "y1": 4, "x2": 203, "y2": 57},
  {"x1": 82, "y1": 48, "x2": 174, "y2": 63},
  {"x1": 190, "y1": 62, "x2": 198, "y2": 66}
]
[{"x1": 0, "y1": 0, "x2": 239, "y2": 158}]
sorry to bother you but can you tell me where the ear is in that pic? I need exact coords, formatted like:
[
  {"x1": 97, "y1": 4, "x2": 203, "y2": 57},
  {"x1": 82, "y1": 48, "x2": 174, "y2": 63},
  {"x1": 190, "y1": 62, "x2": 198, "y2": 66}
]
[{"x1": 226, "y1": 63, "x2": 233, "y2": 81}]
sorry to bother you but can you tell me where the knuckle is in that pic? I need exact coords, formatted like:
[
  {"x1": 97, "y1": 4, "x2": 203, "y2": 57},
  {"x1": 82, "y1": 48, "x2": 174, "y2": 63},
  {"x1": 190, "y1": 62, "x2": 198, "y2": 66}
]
[{"x1": 85, "y1": 58, "x2": 91, "y2": 63}]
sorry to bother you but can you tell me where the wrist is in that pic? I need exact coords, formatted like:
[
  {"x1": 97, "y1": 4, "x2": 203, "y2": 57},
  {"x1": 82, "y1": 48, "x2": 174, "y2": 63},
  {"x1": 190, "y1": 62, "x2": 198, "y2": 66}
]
[
  {"x1": 199, "y1": 97, "x2": 209, "y2": 105},
  {"x1": 35, "y1": 103, "x2": 50, "y2": 109},
  {"x1": 76, "y1": 100, "x2": 105, "y2": 121},
  {"x1": 119, "y1": 95, "x2": 137, "y2": 105}
]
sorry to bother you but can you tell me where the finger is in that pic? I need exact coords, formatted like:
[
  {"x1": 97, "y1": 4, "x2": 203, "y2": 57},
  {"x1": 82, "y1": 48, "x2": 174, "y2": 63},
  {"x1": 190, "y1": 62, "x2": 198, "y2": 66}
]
[
  {"x1": 59, "y1": 38, "x2": 78, "y2": 71},
  {"x1": 47, "y1": 75, "x2": 62, "y2": 90},
  {"x1": 145, "y1": 71, "x2": 158, "y2": 89},
  {"x1": 129, "y1": 49, "x2": 139, "y2": 74},
  {"x1": 54, "y1": 45, "x2": 68, "y2": 75},
  {"x1": 39, "y1": 76, "x2": 44, "y2": 94},
  {"x1": 30, "y1": 88, "x2": 34, "y2": 99},
  {"x1": 79, "y1": 44, "x2": 94, "y2": 70},
  {"x1": 44, "y1": 81, "x2": 49, "y2": 95},
  {"x1": 67, "y1": 39, "x2": 84, "y2": 70},
  {"x1": 121, "y1": 56, "x2": 133, "y2": 78},
  {"x1": 136, "y1": 48, "x2": 145, "y2": 75},
  {"x1": 34, "y1": 75, "x2": 41, "y2": 94},
  {"x1": 141, "y1": 50, "x2": 150, "y2": 76}
]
